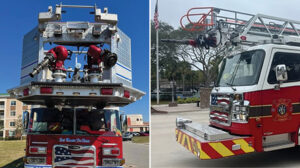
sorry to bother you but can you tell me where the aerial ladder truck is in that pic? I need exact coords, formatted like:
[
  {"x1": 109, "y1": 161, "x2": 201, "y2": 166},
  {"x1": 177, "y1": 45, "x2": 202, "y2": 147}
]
[
  {"x1": 8, "y1": 4, "x2": 144, "y2": 168},
  {"x1": 165, "y1": 7, "x2": 300, "y2": 159}
]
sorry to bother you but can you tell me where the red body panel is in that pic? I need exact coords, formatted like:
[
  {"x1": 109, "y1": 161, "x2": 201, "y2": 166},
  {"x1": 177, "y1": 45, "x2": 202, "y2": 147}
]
[
  {"x1": 26, "y1": 134, "x2": 123, "y2": 166},
  {"x1": 210, "y1": 86, "x2": 300, "y2": 152}
]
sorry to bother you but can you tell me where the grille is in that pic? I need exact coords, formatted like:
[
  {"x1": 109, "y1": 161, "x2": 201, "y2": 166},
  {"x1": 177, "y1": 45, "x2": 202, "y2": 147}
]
[{"x1": 210, "y1": 93, "x2": 232, "y2": 126}]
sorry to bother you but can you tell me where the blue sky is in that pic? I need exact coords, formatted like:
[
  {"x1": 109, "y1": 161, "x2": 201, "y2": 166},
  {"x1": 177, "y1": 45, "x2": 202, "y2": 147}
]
[{"x1": 0, "y1": 0, "x2": 149, "y2": 121}]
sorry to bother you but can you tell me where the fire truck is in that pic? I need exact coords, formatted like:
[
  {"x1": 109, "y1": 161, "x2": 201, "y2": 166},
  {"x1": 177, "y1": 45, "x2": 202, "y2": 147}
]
[
  {"x1": 167, "y1": 7, "x2": 300, "y2": 159},
  {"x1": 8, "y1": 4, "x2": 144, "y2": 168}
]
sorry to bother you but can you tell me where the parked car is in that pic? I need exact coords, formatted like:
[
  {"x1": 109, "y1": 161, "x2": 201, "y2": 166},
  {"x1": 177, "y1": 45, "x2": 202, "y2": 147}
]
[
  {"x1": 139, "y1": 132, "x2": 149, "y2": 136},
  {"x1": 122, "y1": 132, "x2": 133, "y2": 141},
  {"x1": 132, "y1": 132, "x2": 140, "y2": 136}
]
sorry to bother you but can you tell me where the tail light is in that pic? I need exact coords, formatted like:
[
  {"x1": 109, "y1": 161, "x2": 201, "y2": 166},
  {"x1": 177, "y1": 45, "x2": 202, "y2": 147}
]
[
  {"x1": 101, "y1": 88, "x2": 113, "y2": 95},
  {"x1": 124, "y1": 90, "x2": 130, "y2": 98},
  {"x1": 29, "y1": 146, "x2": 47, "y2": 154},
  {"x1": 102, "y1": 148, "x2": 120, "y2": 156},
  {"x1": 40, "y1": 87, "x2": 53, "y2": 94}
]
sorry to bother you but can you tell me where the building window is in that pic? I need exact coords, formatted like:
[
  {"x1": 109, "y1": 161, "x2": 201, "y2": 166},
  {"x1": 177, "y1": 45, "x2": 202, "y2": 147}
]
[
  {"x1": 137, "y1": 118, "x2": 139, "y2": 121},
  {"x1": 10, "y1": 101, "x2": 16, "y2": 106},
  {"x1": 10, "y1": 122, "x2": 15, "y2": 127},
  {"x1": 0, "y1": 102, "x2": 4, "y2": 109},
  {"x1": 10, "y1": 111, "x2": 16, "y2": 116},
  {"x1": 9, "y1": 130, "x2": 15, "y2": 137}
]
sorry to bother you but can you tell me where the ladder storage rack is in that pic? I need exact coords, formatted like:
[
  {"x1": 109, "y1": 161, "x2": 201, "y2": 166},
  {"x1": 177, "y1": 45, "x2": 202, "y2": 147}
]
[{"x1": 180, "y1": 7, "x2": 300, "y2": 47}]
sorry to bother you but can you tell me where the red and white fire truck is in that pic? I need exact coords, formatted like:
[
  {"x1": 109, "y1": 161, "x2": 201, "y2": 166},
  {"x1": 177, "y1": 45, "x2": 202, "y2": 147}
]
[
  {"x1": 8, "y1": 4, "x2": 144, "y2": 168},
  {"x1": 171, "y1": 7, "x2": 300, "y2": 159}
]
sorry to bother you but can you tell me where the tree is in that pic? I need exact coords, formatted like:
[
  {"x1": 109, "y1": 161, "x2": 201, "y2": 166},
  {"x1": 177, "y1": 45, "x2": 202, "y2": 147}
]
[
  {"x1": 15, "y1": 115, "x2": 24, "y2": 139},
  {"x1": 170, "y1": 27, "x2": 226, "y2": 87}
]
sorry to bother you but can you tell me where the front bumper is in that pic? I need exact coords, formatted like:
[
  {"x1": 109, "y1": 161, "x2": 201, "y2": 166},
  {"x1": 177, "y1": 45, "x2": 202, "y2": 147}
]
[
  {"x1": 175, "y1": 122, "x2": 255, "y2": 159},
  {"x1": 24, "y1": 164, "x2": 123, "y2": 168}
]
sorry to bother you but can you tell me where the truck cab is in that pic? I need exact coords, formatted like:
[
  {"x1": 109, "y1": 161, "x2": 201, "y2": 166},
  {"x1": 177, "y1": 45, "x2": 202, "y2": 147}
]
[
  {"x1": 211, "y1": 44, "x2": 300, "y2": 151},
  {"x1": 175, "y1": 44, "x2": 300, "y2": 159}
]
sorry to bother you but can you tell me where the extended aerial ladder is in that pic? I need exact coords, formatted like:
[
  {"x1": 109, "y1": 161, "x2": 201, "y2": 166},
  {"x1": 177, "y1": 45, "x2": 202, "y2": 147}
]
[{"x1": 162, "y1": 7, "x2": 300, "y2": 52}]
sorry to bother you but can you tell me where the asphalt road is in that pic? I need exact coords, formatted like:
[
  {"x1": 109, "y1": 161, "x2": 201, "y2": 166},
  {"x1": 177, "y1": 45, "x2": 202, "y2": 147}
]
[
  {"x1": 151, "y1": 111, "x2": 300, "y2": 168},
  {"x1": 123, "y1": 141, "x2": 149, "y2": 168}
]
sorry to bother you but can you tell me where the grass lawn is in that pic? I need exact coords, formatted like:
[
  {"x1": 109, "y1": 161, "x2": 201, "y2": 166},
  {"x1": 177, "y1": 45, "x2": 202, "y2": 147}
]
[
  {"x1": 0, "y1": 140, "x2": 25, "y2": 168},
  {"x1": 132, "y1": 136, "x2": 149, "y2": 143}
]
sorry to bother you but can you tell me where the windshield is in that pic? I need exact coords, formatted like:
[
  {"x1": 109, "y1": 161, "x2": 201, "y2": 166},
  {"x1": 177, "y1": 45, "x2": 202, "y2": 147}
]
[
  {"x1": 28, "y1": 108, "x2": 121, "y2": 135},
  {"x1": 216, "y1": 50, "x2": 265, "y2": 87}
]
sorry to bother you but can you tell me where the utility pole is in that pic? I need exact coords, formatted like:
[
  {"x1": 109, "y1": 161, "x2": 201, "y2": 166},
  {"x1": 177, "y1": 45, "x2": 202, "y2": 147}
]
[{"x1": 156, "y1": 29, "x2": 160, "y2": 104}]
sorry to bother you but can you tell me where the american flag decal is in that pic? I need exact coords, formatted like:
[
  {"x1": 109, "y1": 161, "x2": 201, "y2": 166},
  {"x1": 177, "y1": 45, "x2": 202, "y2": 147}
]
[
  {"x1": 53, "y1": 145, "x2": 96, "y2": 167},
  {"x1": 211, "y1": 95, "x2": 218, "y2": 105}
]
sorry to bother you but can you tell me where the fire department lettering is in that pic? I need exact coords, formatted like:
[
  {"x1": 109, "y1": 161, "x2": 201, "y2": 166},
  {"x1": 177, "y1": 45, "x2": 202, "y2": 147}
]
[{"x1": 59, "y1": 138, "x2": 90, "y2": 143}]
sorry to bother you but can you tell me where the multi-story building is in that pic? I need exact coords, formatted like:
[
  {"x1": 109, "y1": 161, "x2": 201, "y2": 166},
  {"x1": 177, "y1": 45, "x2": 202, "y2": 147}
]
[
  {"x1": 127, "y1": 114, "x2": 149, "y2": 132},
  {"x1": 0, "y1": 93, "x2": 31, "y2": 138}
]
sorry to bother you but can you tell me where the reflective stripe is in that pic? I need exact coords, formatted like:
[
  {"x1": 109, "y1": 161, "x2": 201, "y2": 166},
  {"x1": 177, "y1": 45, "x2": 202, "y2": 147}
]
[
  {"x1": 233, "y1": 139, "x2": 255, "y2": 153},
  {"x1": 181, "y1": 134, "x2": 186, "y2": 145},
  {"x1": 208, "y1": 142, "x2": 235, "y2": 157},
  {"x1": 178, "y1": 131, "x2": 182, "y2": 143},
  {"x1": 197, "y1": 141, "x2": 211, "y2": 159},
  {"x1": 176, "y1": 129, "x2": 255, "y2": 159}
]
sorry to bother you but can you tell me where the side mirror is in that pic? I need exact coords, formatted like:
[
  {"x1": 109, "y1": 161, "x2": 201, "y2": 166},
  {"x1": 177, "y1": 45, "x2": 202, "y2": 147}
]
[
  {"x1": 120, "y1": 114, "x2": 128, "y2": 133},
  {"x1": 275, "y1": 64, "x2": 288, "y2": 82},
  {"x1": 22, "y1": 111, "x2": 29, "y2": 130}
]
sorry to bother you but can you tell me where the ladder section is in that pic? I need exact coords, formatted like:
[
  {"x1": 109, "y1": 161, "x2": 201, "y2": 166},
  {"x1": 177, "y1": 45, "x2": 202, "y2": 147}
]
[{"x1": 180, "y1": 7, "x2": 300, "y2": 46}]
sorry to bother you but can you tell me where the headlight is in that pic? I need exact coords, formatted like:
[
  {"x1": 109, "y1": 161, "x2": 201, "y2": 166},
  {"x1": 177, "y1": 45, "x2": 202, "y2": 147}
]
[{"x1": 232, "y1": 100, "x2": 249, "y2": 123}]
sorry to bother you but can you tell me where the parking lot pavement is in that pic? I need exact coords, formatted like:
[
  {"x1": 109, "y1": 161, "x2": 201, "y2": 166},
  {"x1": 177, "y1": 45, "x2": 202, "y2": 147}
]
[
  {"x1": 151, "y1": 111, "x2": 300, "y2": 168},
  {"x1": 123, "y1": 141, "x2": 149, "y2": 168}
]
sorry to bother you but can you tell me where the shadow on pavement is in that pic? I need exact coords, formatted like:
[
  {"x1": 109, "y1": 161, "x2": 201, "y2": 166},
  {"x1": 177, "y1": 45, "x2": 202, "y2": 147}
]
[
  {"x1": 2, "y1": 157, "x2": 23, "y2": 168},
  {"x1": 175, "y1": 147, "x2": 300, "y2": 167}
]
